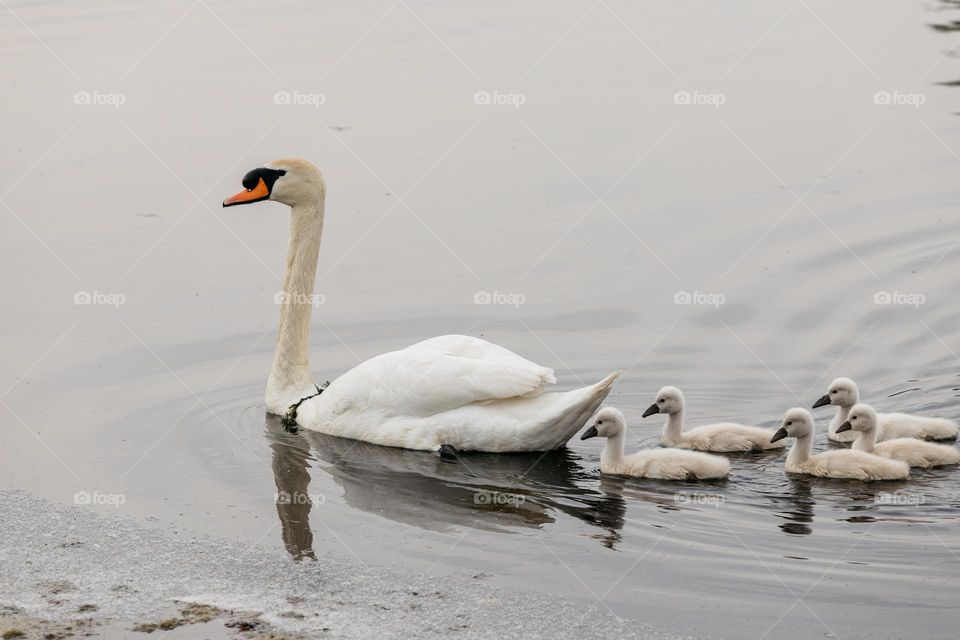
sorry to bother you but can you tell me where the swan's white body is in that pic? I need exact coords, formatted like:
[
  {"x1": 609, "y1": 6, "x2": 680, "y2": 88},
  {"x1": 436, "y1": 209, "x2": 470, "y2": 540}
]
[
  {"x1": 644, "y1": 386, "x2": 786, "y2": 452},
  {"x1": 844, "y1": 404, "x2": 960, "y2": 469},
  {"x1": 582, "y1": 408, "x2": 730, "y2": 480},
  {"x1": 815, "y1": 378, "x2": 958, "y2": 443},
  {"x1": 294, "y1": 336, "x2": 620, "y2": 452},
  {"x1": 230, "y1": 159, "x2": 620, "y2": 453},
  {"x1": 774, "y1": 408, "x2": 909, "y2": 481}
]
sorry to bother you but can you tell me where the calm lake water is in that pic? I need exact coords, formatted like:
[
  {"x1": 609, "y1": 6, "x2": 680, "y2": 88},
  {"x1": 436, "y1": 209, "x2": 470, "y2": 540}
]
[{"x1": 3, "y1": 0, "x2": 960, "y2": 637}]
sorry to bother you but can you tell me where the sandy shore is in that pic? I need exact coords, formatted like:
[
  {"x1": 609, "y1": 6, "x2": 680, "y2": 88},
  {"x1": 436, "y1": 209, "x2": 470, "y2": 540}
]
[{"x1": 0, "y1": 490, "x2": 680, "y2": 640}]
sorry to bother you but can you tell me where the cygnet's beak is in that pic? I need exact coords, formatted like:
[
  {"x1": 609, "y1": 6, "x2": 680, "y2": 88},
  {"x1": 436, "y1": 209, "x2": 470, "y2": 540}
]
[
  {"x1": 770, "y1": 426, "x2": 789, "y2": 443},
  {"x1": 812, "y1": 394, "x2": 832, "y2": 409},
  {"x1": 836, "y1": 420, "x2": 853, "y2": 433},
  {"x1": 642, "y1": 403, "x2": 660, "y2": 418},
  {"x1": 580, "y1": 425, "x2": 599, "y2": 440}
]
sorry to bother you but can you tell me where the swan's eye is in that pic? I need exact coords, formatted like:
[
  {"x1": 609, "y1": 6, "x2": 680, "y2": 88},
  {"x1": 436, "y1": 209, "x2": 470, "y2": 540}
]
[
  {"x1": 658, "y1": 399, "x2": 664, "y2": 403},
  {"x1": 831, "y1": 390, "x2": 837, "y2": 394},
  {"x1": 597, "y1": 420, "x2": 603, "y2": 425},
  {"x1": 277, "y1": 170, "x2": 286, "y2": 176},
  {"x1": 786, "y1": 421, "x2": 792, "y2": 426}
]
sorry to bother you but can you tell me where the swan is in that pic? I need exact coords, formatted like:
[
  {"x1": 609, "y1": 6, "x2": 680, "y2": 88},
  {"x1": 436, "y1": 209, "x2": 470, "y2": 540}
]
[
  {"x1": 812, "y1": 377, "x2": 958, "y2": 443},
  {"x1": 770, "y1": 408, "x2": 909, "y2": 480},
  {"x1": 641, "y1": 386, "x2": 787, "y2": 452},
  {"x1": 223, "y1": 158, "x2": 620, "y2": 454},
  {"x1": 837, "y1": 403, "x2": 960, "y2": 469},
  {"x1": 580, "y1": 407, "x2": 730, "y2": 480}
]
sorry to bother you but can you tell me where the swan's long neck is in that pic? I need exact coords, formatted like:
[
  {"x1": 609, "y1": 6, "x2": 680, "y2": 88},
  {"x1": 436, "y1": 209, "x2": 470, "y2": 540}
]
[
  {"x1": 851, "y1": 426, "x2": 877, "y2": 453},
  {"x1": 601, "y1": 432, "x2": 625, "y2": 468},
  {"x1": 662, "y1": 409, "x2": 684, "y2": 445},
  {"x1": 787, "y1": 434, "x2": 813, "y2": 466},
  {"x1": 267, "y1": 201, "x2": 325, "y2": 409}
]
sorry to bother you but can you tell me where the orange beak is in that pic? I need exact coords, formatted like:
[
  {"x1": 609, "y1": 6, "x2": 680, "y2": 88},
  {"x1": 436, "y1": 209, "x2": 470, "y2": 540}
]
[{"x1": 223, "y1": 177, "x2": 270, "y2": 207}]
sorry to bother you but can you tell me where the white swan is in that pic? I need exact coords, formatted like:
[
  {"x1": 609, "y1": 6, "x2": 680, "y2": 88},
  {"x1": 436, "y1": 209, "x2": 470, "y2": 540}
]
[
  {"x1": 223, "y1": 158, "x2": 620, "y2": 454},
  {"x1": 580, "y1": 407, "x2": 730, "y2": 479},
  {"x1": 812, "y1": 377, "x2": 958, "y2": 443},
  {"x1": 770, "y1": 408, "x2": 909, "y2": 480},
  {"x1": 641, "y1": 386, "x2": 786, "y2": 452},
  {"x1": 838, "y1": 403, "x2": 960, "y2": 469}
]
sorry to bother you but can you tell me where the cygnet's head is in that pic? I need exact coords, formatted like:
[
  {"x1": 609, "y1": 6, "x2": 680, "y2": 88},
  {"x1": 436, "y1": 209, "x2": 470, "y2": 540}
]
[
  {"x1": 836, "y1": 403, "x2": 878, "y2": 434},
  {"x1": 223, "y1": 158, "x2": 325, "y2": 209},
  {"x1": 771, "y1": 408, "x2": 815, "y2": 442},
  {"x1": 580, "y1": 407, "x2": 626, "y2": 440},
  {"x1": 812, "y1": 377, "x2": 859, "y2": 409},
  {"x1": 642, "y1": 386, "x2": 684, "y2": 418}
]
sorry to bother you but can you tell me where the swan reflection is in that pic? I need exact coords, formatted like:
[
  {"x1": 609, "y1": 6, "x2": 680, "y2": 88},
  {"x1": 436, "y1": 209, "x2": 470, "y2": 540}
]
[
  {"x1": 264, "y1": 415, "x2": 628, "y2": 555},
  {"x1": 776, "y1": 476, "x2": 816, "y2": 536}
]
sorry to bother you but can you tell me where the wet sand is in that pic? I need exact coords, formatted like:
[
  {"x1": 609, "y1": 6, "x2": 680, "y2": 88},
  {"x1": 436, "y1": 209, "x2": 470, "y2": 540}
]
[{"x1": 0, "y1": 490, "x2": 675, "y2": 639}]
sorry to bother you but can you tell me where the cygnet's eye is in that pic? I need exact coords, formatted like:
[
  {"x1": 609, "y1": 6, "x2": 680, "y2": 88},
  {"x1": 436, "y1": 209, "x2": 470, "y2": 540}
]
[
  {"x1": 658, "y1": 398, "x2": 664, "y2": 403},
  {"x1": 852, "y1": 416, "x2": 858, "y2": 421},
  {"x1": 786, "y1": 421, "x2": 793, "y2": 426},
  {"x1": 831, "y1": 390, "x2": 837, "y2": 394},
  {"x1": 597, "y1": 420, "x2": 603, "y2": 425}
]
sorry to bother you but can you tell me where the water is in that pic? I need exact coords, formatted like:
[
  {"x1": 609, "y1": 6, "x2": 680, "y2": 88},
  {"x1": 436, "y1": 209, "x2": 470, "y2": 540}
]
[{"x1": 3, "y1": 0, "x2": 960, "y2": 637}]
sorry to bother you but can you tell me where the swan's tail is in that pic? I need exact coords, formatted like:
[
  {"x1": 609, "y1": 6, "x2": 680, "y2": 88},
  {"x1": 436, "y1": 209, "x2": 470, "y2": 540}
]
[{"x1": 537, "y1": 370, "x2": 622, "y2": 450}]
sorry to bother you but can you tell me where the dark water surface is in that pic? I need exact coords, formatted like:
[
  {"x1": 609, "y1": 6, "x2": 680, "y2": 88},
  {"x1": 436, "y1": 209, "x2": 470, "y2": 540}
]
[{"x1": 3, "y1": 0, "x2": 960, "y2": 637}]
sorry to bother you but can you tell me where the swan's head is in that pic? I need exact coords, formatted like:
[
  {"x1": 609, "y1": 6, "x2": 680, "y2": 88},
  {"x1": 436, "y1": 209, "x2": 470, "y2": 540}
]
[
  {"x1": 223, "y1": 158, "x2": 325, "y2": 209},
  {"x1": 642, "y1": 386, "x2": 684, "y2": 418},
  {"x1": 836, "y1": 403, "x2": 878, "y2": 434},
  {"x1": 580, "y1": 407, "x2": 626, "y2": 440},
  {"x1": 771, "y1": 408, "x2": 814, "y2": 442},
  {"x1": 812, "y1": 377, "x2": 859, "y2": 409}
]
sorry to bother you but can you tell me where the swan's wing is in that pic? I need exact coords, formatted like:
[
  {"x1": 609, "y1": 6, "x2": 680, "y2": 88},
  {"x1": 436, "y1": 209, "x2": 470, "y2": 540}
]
[
  {"x1": 320, "y1": 337, "x2": 558, "y2": 419},
  {"x1": 407, "y1": 335, "x2": 557, "y2": 385},
  {"x1": 380, "y1": 347, "x2": 555, "y2": 416}
]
